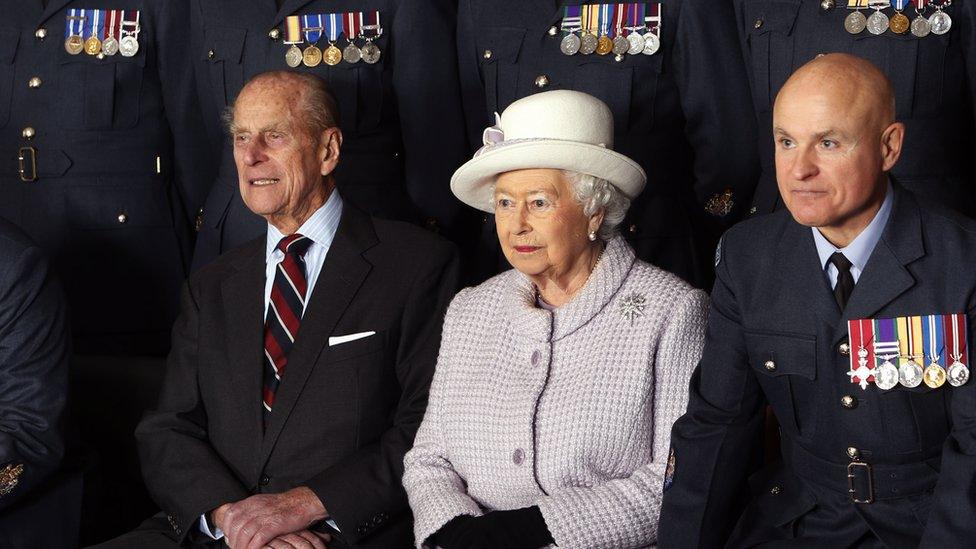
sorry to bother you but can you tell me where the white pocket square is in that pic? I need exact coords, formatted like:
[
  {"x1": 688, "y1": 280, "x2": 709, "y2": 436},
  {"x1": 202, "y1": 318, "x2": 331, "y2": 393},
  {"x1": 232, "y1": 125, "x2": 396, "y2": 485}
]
[{"x1": 328, "y1": 331, "x2": 376, "y2": 346}]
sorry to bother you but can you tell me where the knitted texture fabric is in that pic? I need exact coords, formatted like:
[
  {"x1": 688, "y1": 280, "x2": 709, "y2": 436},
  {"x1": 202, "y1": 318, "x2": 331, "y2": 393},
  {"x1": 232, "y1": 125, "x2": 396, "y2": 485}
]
[{"x1": 403, "y1": 236, "x2": 708, "y2": 548}]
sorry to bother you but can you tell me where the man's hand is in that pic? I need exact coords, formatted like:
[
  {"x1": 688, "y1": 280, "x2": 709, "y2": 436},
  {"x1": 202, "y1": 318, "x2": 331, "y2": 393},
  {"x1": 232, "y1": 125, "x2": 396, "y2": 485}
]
[
  {"x1": 262, "y1": 529, "x2": 331, "y2": 549},
  {"x1": 214, "y1": 487, "x2": 328, "y2": 549}
]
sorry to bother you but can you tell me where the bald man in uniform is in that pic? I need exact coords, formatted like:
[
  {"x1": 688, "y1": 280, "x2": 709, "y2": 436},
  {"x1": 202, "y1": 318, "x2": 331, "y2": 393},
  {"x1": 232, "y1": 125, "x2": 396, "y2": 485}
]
[{"x1": 659, "y1": 53, "x2": 976, "y2": 548}]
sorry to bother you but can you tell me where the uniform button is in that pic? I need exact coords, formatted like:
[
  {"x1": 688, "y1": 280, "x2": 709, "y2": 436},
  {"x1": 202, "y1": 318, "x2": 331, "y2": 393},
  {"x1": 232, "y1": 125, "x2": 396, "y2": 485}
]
[
  {"x1": 268, "y1": 28, "x2": 281, "y2": 40},
  {"x1": 534, "y1": 75, "x2": 549, "y2": 88},
  {"x1": 614, "y1": 53, "x2": 624, "y2": 62},
  {"x1": 627, "y1": 223, "x2": 638, "y2": 234},
  {"x1": 821, "y1": 0, "x2": 836, "y2": 10},
  {"x1": 35, "y1": 28, "x2": 47, "y2": 40},
  {"x1": 548, "y1": 26, "x2": 558, "y2": 36},
  {"x1": 531, "y1": 350, "x2": 541, "y2": 366},
  {"x1": 259, "y1": 475, "x2": 270, "y2": 486},
  {"x1": 512, "y1": 448, "x2": 525, "y2": 465},
  {"x1": 749, "y1": 206, "x2": 758, "y2": 215},
  {"x1": 21, "y1": 127, "x2": 35, "y2": 140},
  {"x1": 117, "y1": 213, "x2": 128, "y2": 224},
  {"x1": 769, "y1": 485, "x2": 781, "y2": 495},
  {"x1": 97, "y1": 53, "x2": 105, "y2": 60},
  {"x1": 839, "y1": 342, "x2": 851, "y2": 356},
  {"x1": 816, "y1": 52, "x2": 826, "y2": 58},
  {"x1": 483, "y1": 49, "x2": 493, "y2": 60},
  {"x1": 847, "y1": 447, "x2": 860, "y2": 460},
  {"x1": 764, "y1": 360, "x2": 776, "y2": 372},
  {"x1": 27, "y1": 77, "x2": 41, "y2": 89},
  {"x1": 841, "y1": 395, "x2": 857, "y2": 409},
  {"x1": 207, "y1": 49, "x2": 215, "y2": 59},
  {"x1": 357, "y1": 526, "x2": 368, "y2": 535},
  {"x1": 754, "y1": 18, "x2": 764, "y2": 29}
]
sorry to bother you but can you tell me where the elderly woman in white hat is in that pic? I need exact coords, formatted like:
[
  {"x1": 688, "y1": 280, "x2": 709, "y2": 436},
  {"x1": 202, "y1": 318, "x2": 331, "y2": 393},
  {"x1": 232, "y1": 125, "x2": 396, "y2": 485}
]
[{"x1": 402, "y1": 90, "x2": 707, "y2": 549}]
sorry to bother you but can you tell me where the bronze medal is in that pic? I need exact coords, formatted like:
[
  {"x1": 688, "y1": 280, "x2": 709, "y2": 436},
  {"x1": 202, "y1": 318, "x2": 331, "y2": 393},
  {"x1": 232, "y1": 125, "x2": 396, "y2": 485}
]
[
  {"x1": 65, "y1": 35, "x2": 84, "y2": 55},
  {"x1": 84, "y1": 35, "x2": 102, "y2": 56},
  {"x1": 324, "y1": 44, "x2": 342, "y2": 66},
  {"x1": 303, "y1": 44, "x2": 322, "y2": 67},
  {"x1": 889, "y1": 12, "x2": 910, "y2": 33},
  {"x1": 595, "y1": 35, "x2": 613, "y2": 55}
]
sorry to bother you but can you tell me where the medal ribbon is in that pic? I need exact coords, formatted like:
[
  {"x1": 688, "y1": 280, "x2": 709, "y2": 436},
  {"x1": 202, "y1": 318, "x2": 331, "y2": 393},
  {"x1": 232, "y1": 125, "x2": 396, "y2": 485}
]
[
  {"x1": 302, "y1": 14, "x2": 323, "y2": 44},
  {"x1": 873, "y1": 317, "x2": 899, "y2": 364},
  {"x1": 103, "y1": 10, "x2": 113, "y2": 41},
  {"x1": 848, "y1": 319, "x2": 877, "y2": 384},
  {"x1": 65, "y1": 8, "x2": 81, "y2": 39},
  {"x1": 363, "y1": 11, "x2": 382, "y2": 37},
  {"x1": 892, "y1": 0, "x2": 908, "y2": 10},
  {"x1": 562, "y1": 5, "x2": 582, "y2": 32},
  {"x1": 121, "y1": 10, "x2": 140, "y2": 38},
  {"x1": 326, "y1": 13, "x2": 340, "y2": 42},
  {"x1": 89, "y1": 9, "x2": 100, "y2": 39},
  {"x1": 646, "y1": 3, "x2": 662, "y2": 32},
  {"x1": 946, "y1": 313, "x2": 969, "y2": 365},
  {"x1": 868, "y1": 0, "x2": 889, "y2": 8},
  {"x1": 343, "y1": 12, "x2": 361, "y2": 41},
  {"x1": 923, "y1": 314, "x2": 945, "y2": 365},
  {"x1": 897, "y1": 315, "x2": 924, "y2": 365},
  {"x1": 848, "y1": 0, "x2": 869, "y2": 7},
  {"x1": 284, "y1": 15, "x2": 302, "y2": 44},
  {"x1": 615, "y1": 4, "x2": 628, "y2": 36},
  {"x1": 585, "y1": 5, "x2": 598, "y2": 35},
  {"x1": 914, "y1": 0, "x2": 927, "y2": 10}
]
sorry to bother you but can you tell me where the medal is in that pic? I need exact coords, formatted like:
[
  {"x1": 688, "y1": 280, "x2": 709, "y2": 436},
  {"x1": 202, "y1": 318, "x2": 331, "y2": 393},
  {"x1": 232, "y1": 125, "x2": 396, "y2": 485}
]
[
  {"x1": 324, "y1": 44, "x2": 342, "y2": 66},
  {"x1": 119, "y1": 11, "x2": 140, "y2": 57},
  {"x1": 889, "y1": 0, "x2": 911, "y2": 33},
  {"x1": 611, "y1": 3, "x2": 630, "y2": 56},
  {"x1": 84, "y1": 9, "x2": 102, "y2": 56},
  {"x1": 625, "y1": 3, "x2": 645, "y2": 55},
  {"x1": 283, "y1": 15, "x2": 304, "y2": 67},
  {"x1": 922, "y1": 314, "x2": 946, "y2": 388},
  {"x1": 341, "y1": 13, "x2": 362, "y2": 64},
  {"x1": 911, "y1": 0, "x2": 933, "y2": 36},
  {"x1": 322, "y1": 13, "x2": 342, "y2": 66},
  {"x1": 102, "y1": 10, "x2": 120, "y2": 56},
  {"x1": 847, "y1": 319, "x2": 876, "y2": 390},
  {"x1": 873, "y1": 319, "x2": 901, "y2": 390},
  {"x1": 560, "y1": 5, "x2": 582, "y2": 55},
  {"x1": 64, "y1": 9, "x2": 85, "y2": 55},
  {"x1": 867, "y1": 0, "x2": 891, "y2": 35},
  {"x1": 361, "y1": 11, "x2": 383, "y2": 64},
  {"x1": 580, "y1": 5, "x2": 598, "y2": 55},
  {"x1": 898, "y1": 315, "x2": 924, "y2": 387},
  {"x1": 946, "y1": 313, "x2": 970, "y2": 387},
  {"x1": 595, "y1": 3, "x2": 614, "y2": 55},
  {"x1": 845, "y1": 0, "x2": 869, "y2": 34},
  {"x1": 929, "y1": 0, "x2": 952, "y2": 35},
  {"x1": 302, "y1": 14, "x2": 324, "y2": 67},
  {"x1": 642, "y1": 3, "x2": 663, "y2": 56}
]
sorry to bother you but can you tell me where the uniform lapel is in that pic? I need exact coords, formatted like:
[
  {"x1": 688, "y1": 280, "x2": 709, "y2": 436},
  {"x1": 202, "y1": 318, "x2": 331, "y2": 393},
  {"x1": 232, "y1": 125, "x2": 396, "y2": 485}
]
[
  {"x1": 39, "y1": 0, "x2": 72, "y2": 26},
  {"x1": 271, "y1": 0, "x2": 318, "y2": 28},
  {"x1": 259, "y1": 206, "x2": 378, "y2": 463},
  {"x1": 780, "y1": 221, "x2": 840, "y2": 330}
]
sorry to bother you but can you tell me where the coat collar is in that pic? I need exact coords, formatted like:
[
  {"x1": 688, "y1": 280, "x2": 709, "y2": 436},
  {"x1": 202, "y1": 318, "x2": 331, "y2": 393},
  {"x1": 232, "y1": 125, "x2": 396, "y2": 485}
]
[{"x1": 508, "y1": 236, "x2": 637, "y2": 343}]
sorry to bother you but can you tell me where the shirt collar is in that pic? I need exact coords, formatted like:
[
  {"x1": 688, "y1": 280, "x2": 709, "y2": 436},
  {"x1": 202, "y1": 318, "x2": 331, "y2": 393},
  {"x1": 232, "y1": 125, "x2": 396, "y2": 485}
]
[
  {"x1": 812, "y1": 182, "x2": 893, "y2": 273},
  {"x1": 265, "y1": 190, "x2": 344, "y2": 260}
]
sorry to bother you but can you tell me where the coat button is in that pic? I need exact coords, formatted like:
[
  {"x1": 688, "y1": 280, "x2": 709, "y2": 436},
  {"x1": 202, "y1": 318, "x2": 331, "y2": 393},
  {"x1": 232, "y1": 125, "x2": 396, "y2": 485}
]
[
  {"x1": 548, "y1": 26, "x2": 558, "y2": 36},
  {"x1": 821, "y1": 0, "x2": 836, "y2": 10},
  {"x1": 534, "y1": 75, "x2": 550, "y2": 88},
  {"x1": 847, "y1": 447, "x2": 860, "y2": 460},
  {"x1": 35, "y1": 28, "x2": 47, "y2": 40},
  {"x1": 512, "y1": 448, "x2": 525, "y2": 465},
  {"x1": 531, "y1": 350, "x2": 541, "y2": 366},
  {"x1": 839, "y1": 342, "x2": 851, "y2": 356},
  {"x1": 764, "y1": 360, "x2": 776, "y2": 372},
  {"x1": 749, "y1": 206, "x2": 758, "y2": 215},
  {"x1": 207, "y1": 49, "x2": 215, "y2": 59},
  {"x1": 259, "y1": 475, "x2": 270, "y2": 486},
  {"x1": 769, "y1": 485, "x2": 781, "y2": 495},
  {"x1": 614, "y1": 53, "x2": 624, "y2": 62},
  {"x1": 21, "y1": 127, "x2": 35, "y2": 140},
  {"x1": 483, "y1": 49, "x2": 493, "y2": 60},
  {"x1": 627, "y1": 223, "x2": 639, "y2": 234},
  {"x1": 754, "y1": 18, "x2": 764, "y2": 29},
  {"x1": 28, "y1": 77, "x2": 41, "y2": 89},
  {"x1": 268, "y1": 28, "x2": 281, "y2": 40},
  {"x1": 117, "y1": 213, "x2": 128, "y2": 224},
  {"x1": 841, "y1": 395, "x2": 857, "y2": 409}
]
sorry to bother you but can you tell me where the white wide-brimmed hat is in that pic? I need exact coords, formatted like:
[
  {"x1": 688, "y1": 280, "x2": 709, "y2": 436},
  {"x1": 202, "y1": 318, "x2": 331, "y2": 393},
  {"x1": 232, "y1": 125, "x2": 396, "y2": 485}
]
[{"x1": 451, "y1": 90, "x2": 646, "y2": 213}]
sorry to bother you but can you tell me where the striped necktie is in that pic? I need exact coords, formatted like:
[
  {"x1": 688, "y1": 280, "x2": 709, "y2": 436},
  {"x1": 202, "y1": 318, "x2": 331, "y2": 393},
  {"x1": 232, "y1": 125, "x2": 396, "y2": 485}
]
[{"x1": 263, "y1": 233, "x2": 313, "y2": 419}]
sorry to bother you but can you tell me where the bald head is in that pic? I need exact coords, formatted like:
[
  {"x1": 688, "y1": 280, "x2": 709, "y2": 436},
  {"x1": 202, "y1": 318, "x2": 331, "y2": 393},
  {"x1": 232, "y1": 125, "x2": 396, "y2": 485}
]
[{"x1": 228, "y1": 71, "x2": 339, "y2": 139}]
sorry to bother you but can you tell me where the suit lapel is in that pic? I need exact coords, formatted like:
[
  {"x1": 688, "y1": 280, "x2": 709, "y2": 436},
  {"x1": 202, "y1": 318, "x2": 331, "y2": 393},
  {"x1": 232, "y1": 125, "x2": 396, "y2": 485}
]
[
  {"x1": 259, "y1": 206, "x2": 378, "y2": 462},
  {"x1": 220, "y1": 240, "x2": 268, "y2": 472}
]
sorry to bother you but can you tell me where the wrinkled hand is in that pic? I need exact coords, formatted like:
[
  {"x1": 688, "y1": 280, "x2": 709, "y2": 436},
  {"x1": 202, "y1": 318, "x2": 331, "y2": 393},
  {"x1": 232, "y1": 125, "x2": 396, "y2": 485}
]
[
  {"x1": 261, "y1": 529, "x2": 331, "y2": 549},
  {"x1": 213, "y1": 487, "x2": 328, "y2": 549}
]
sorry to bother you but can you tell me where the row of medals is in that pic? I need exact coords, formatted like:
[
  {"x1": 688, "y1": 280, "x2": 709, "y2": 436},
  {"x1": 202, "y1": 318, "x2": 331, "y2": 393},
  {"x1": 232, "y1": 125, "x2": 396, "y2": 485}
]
[
  {"x1": 560, "y1": 27, "x2": 661, "y2": 57},
  {"x1": 838, "y1": 3, "x2": 953, "y2": 37},
  {"x1": 285, "y1": 39, "x2": 380, "y2": 68},
  {"x1": 65, "y1": 31, "x2": 139, "y2": 57},
  {"x1": 859, "y1": 347, "x2": 970, "y2": 390}
]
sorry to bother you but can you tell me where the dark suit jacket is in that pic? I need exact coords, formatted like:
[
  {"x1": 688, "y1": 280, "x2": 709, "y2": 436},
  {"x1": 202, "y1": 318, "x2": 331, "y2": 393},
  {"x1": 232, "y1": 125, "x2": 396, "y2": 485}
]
[
  {"x1": 136, "y1": 205, "x2": 459, "y2": 547},
  {"x1": 0, "y1": 218, "x2": 78, "y2": 548},
  {"x1": 659, "y1": 186, "x2": 976, "y2": 548}
]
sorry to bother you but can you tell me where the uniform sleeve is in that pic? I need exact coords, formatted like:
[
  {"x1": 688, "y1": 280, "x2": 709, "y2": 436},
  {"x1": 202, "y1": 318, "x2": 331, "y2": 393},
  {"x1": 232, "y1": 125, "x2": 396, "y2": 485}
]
[
  {"x1": 657, "y1": 236, "x2": 766, "y2": 548},
  {"x1": 533, "y1": 289, "x2": 707, "y2": 548},
  {"x1": 0, "y1": 243, "x2": 69, "y2": 511},
  {"x1": 671, "y1": 0, "x2": 760, "y2": 219},
  {"x1": 402, "y1": 289, "x2": 486, "y2": 548}
]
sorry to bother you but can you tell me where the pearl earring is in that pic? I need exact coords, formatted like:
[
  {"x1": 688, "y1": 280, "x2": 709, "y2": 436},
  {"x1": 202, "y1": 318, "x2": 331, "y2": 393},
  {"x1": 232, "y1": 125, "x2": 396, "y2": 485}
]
[{"x1": 588, "y1": 231, "x2": 597, "y2": 242}]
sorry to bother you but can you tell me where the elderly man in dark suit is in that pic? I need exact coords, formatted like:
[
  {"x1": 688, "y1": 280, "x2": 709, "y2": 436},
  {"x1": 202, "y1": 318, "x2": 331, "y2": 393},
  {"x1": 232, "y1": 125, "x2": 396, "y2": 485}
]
[
  {"x1": 0, "y1": 218, "x2": 77, "y2": 548},
  {"x1": 96, "y1": 71, "x2": 459, "y2": 549},
  {"x1": 660, "y1": 53, "x2": 976, "y2": 548}
]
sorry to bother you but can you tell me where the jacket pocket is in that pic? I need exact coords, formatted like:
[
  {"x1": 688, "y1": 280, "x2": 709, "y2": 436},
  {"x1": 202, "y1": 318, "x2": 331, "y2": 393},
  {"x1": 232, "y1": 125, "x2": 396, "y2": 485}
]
[
  {"x1": 573, "y1": 51, "x2": 662, "y2": 132},
  {"x1": 58, "y1": 50, "x2": 146, "y2": 130},
  {"x1": 202, "y1": 26, "x2": 246, "y2": 107},
  {"x1": 745, "y1": 330, "x2": 817, "y2": 439},
  {"x1": 477, "y1": 27, "x2": 525, "y2": 117},
  {"x1": 743, "y1": 0, "x2": 800, "y2": 112},
  {"x1": 851, "y1": 30, "x2": 947, "y2": 119}
]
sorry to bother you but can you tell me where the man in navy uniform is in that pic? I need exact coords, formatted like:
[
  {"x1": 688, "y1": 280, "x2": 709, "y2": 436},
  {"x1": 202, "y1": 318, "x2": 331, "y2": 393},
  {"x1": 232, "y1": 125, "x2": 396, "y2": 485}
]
[
  {"x1": 457, "y1": 0, "x2": 760, "y2": 287},
  {"x1": 659, "y1": 54, "x2": 976, "y2": 547},
  {"x1": 2, "y1": 2, "x2": 214, "y2": 355},
  {"x1": 736, "y1": 0, "x2": 976, "y2": 219},
  {"x1": 189, "y1": 0, "x2": 472, "y2": 273}
]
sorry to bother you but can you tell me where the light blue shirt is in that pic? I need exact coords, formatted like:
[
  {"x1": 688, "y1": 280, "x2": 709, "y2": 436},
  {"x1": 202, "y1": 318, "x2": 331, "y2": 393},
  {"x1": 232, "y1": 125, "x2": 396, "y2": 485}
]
[
  {"x1": 199, "y1": 190, "x2": 344, "y2": 541},
  {"x1": 812, "y1": 183, "x2": 893, "y2": 288}
]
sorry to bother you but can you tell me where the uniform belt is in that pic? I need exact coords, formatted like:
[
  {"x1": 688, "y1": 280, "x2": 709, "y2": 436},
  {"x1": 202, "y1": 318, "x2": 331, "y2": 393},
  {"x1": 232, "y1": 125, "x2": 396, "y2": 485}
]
[
  {"x1": 784, "y1": 442, "x2": 940, "y2": 504},
  {"x1": 9, "y1": 146, "x2": 166, "y2": 182}
]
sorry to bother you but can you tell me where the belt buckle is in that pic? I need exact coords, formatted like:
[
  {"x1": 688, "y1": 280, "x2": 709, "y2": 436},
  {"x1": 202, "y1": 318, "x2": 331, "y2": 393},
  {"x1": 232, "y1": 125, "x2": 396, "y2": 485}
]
[
  {"x1": 847, "y1": 460, "x2": 874, "y2": 504},
  {"x1": 17, "y1": 146, "x2": 36, "y2": 182}
]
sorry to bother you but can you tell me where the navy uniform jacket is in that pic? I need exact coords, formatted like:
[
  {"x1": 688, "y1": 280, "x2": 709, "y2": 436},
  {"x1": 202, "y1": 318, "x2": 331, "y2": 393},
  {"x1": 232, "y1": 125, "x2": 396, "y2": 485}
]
[
  {"x1": 457, "y1": 0, "x2": 760, "y2": 287},
  {"x1": 0, "y1": 0, "x2": 214, "y2": 355},
  {"x1": 659, "y1": 186, "x2": 976, "y2": 548},
  {"x1": 0, "y1": 218, "x2": 79, "y2": 548},
  {"x1": 736, "y1": 0, "x2": 976, "y2": 218},
  {"x1": 189, "y1": 0, "x2": 472, "y2": 272}
]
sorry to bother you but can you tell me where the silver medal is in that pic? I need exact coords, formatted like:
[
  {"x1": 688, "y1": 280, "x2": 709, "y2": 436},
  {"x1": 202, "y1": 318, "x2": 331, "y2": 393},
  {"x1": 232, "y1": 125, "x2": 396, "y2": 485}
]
[
  {"x1": 867, "y1": 10, "x2": 890, "y2": 35},
  {"x1": 930, "y1": 10, "x2": 952, "y2": 35},
  {"x1": 343, "y1": 43, "x2": 362, "y2": 64},
  {"x1": 642, "y1": 32, "x2": 660, "y2": 55},
  {"x1": 560, "y1": 33, "x2": 581, "y2": 55},
  {"x1": 911, "y1": 15, "x2": 933, "y2": 36},
  {"x1": 285, "y1": 45, "x2": 303, "y2": 67},
  {"x1": 626, "y1": 32, "x2": 645, "y2": 55},
  {"x1": 875, "y1": 360, "x2": 900, "y2": 390},
  {"x1": 845, "y1": 11, "x2": 868, "y2": 34},
  {"x1": 948, "y1": 361, "x2": 970, "y2": 387},
  {"x1": 119, "y1": 35, "x2": 139, "y2": 57},
  {"x1": 899, "y1": 360, "x2": 924, "y2": 387},
  {"x1": 361, "y1": 41, "x2": 381, "y2": 64},
  {"x1": 611, "y1": 35, "x2": 630, "y2": 56},
  {"x1": 102, "y1": 37, "x2": 119, "y2": 56},
  {"x1": 579, "y1": 32, "x2": 598, "y2": 55}
]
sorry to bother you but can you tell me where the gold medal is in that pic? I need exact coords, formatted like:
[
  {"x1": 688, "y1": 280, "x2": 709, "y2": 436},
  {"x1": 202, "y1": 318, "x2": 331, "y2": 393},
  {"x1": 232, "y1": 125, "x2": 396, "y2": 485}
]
[
  {"x1": 302, "y1": 45, "x2": 322, "y2": 67},
  {"x1": 596, "y1": 35, "x2": 613, "y2": 55},
  {"x1": 889, "y1": 12, "x2": 910, "y2": 33},
  {"x1": 923, "y1": 363, "x2": 947, "y2": 388},
  {"x1": 65, "y1": 35, "x2": 84, "y2": 55},
  {"x1": 324, "y1": 44, "x2": 342, "y2": 66},
  {"x1": 84, "y1": 35, "x2": 102, "y2": 55}
]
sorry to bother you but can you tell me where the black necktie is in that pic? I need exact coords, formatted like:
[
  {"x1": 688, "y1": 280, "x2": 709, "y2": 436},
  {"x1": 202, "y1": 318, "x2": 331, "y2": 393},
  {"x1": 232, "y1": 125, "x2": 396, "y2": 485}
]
[{"x1": 830, "y1": 252, "x2": 855, "y2": 311}]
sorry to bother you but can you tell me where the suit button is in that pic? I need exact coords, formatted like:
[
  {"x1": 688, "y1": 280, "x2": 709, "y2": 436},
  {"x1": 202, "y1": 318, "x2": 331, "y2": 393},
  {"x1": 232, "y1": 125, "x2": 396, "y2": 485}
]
[
  {"x1": 28, "y1": 77, "x2": 41, "y2": 89},
  {"x1": 21, "y1": 126, "x2": 35, "y2": 140},
  {"x1": 268, "y1": 28, "x2": 281, "y2": 40},
  {"x1": 847, "y1": 447, "x2": 860, "y2": 460},
  {"x1": 35, "y1": 28, "x2": 47, "y2": 40},
  {"x1": 534, "y1": 75, "x2": 550, "y2": 88},
  {"x1": 841, "y1": 395, "x2": 857, "y2": 409},
  {"x1": 531, "y1": 350, "x2": 541, "y2": 366},
  {"x1": 627, "y1": 223, "x2": 639, "y2": 234},
  {"x1": 548, "y1": 26, "x2": 558, "y2": 36},
  {"x1": 749, "y1": 206, "x2": 758, "y2": 215},
  {"x1": 117, "y1": 213, "x2": 128, "y2": 224},
  {"x1": 764, "y1": 360, "x2": 776, "y2": 372},
  {"x1": 512, "y1": 448, "x2": 525, "y2": 465},
  {"x1": 260, "y1": 475, "x2": 270, "y2": 486},
  {"x1": 769, "y1": 485, "x2": 781, "y2": 495},
  {"x1": 483, "y1": 49, "x2": 493, "y2": 60},
  {"x1": 839, "y1": 342, "x2": 851, "y2": 356},
  {"x1": 754, "y1": 18, "x2": 764, "y2": 29}
]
